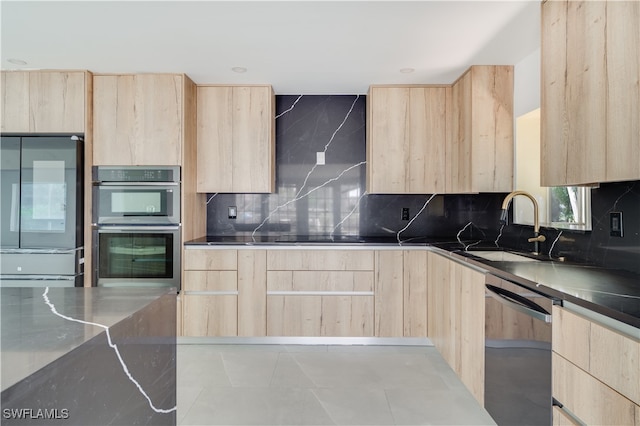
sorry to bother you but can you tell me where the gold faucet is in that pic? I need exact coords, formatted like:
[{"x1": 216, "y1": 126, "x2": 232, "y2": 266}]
[{"x1": 500, "y1": 190, "x2": 546, "y2": 254}]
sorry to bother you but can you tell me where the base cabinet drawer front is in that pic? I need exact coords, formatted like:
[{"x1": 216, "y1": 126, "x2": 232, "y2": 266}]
[
  {"x1": 183, "y1": 270, "x2": 238, "y2": 292},
  {"x1": 267, "y1": 250, "x2": 374, "y2": 271},
  {"x1": 183, "y1": 295, "x2": 237, "y2": 337},
  {"x1": 553, "y1": 353, "x2": 638, "y2": 426},
  {"x1": 553, "y1": 306, "x2": 640, "y2": 405},
  {"x1": 184, "y1": 249, "x2": 238, "y2": 270},
  {"x1": 266, "y1": 295, "x2": 374, "y2": 337}
]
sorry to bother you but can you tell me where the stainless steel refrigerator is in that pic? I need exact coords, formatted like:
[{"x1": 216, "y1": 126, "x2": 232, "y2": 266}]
[{"x1": 0, "y1": 135, "x2": 84, "y2": 287}]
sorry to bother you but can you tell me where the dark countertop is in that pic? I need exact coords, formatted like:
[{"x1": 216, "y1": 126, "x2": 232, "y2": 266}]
[
  {"x1": 0, "y1": 286, "x2": 175, "y2": 391},
  {"x1": 185, "y1": 235, "x2": 640, "y2": 330}
]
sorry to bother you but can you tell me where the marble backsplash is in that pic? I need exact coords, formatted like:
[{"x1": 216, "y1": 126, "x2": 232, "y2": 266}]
[{"x1": 205, "y1": 95, "x2": 639, "y2": 274}]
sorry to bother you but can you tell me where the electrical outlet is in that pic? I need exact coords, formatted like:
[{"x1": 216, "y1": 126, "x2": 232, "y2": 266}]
[
  {"x1": 610, "y1": 212, "x2": 623, "y2": 237},
  {"x1": 228, "y1": 206, "x2": 237, "y2": 220},
  {"x1": 401, "y1": 207, "x2": 410, "y2": 221},
  {"x1": 316, "y1": 152, "x2": 325, "y2": 165}
]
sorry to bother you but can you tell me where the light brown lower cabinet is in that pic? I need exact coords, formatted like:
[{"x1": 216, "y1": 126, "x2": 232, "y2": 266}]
[
  {"x1": 427, "y1": 251, "x2": 485, "y2": 405},
  {"x1": 552, "y1": 305, "x2": 640, "y2": 424},
  {"x1": 182, "y1": 295, "x2": 238, "y2": 337}
]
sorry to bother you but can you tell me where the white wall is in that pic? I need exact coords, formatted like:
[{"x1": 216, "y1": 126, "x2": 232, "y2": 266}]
[{"x1": 513, "y1": 48, "x2": 541, "y2": 118}]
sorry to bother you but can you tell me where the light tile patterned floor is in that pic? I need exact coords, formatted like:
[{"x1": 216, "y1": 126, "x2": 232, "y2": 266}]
[{"x1": 177, "y1": 344, "x2": 496, "y2": 426}]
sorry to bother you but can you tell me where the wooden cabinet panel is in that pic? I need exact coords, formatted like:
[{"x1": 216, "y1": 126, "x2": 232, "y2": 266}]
[
  {"x1": 554, "y1": 305, "x2": 640, "y2": 406},
  {"x1": 238, "y1": 250, "x2": 267, "y2": 337},
  {"x1": 196, "y1": 85, "x2": 275, "y2": 193},
  {"x1": 183, "y1": 295, "x2": 237, "y2": 337},
  {"x1": 553, "y1": 353, "x2": 637, "y2": 426},
  {"x1": 449, "y1": 66, "x2": 514, "y2": 193},
  {"x1": 183, "y1": 249, "x2": 237, "y2": 270},
  {"x1": 367, "y1": 86, "x2": 447, "y2": 194},
  {"x1": 267, "y1": 250, "x2": 374, "y2": 271},
  {"x1": 403, "y1": 250, "x2": 428, "y2": 337},
  {"x1": 267, "y1": 295, "x2": 373, "y2": 337},
  {"x1": 456, "y1": 263, "x2": 485, "y2": 405},
  {"x1": 183, "y1": 271, "x2": 237, "y2": 292},
  {"x1": 427, "y1": 252, "x2": 485, "y2": 405},
  {"x1": 93, "y1": 74, "x2": 183, "y2": 165},
  {"x1": 1, "y1": 71, "x2": 86, "y2": 133},
  {"x1": 542, "y1": 0, "x2": 640, "y2": 185},
  {"x1": 1, "y1": 71, "x2": 30, "y2": 132},
  {"x1": 374, "y1": 251, "x2": 404, "y2": 337},
  {"x1": 267, "y1": 271, "x2": 373, "y2": 292},
  {"x1": 29, "y1": 72, "x2": 86, "y2": 133},
  {"x1": 551, "y1": 305, "x2": 590, "y2": 371},
  {"x1": 605, "y1": 1, "x2": 640, "y2": 182}
]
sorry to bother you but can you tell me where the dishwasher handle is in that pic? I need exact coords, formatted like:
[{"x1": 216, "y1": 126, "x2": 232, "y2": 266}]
[{"x1": 486, "y1": 284, "x2": 552, "y2": 323}]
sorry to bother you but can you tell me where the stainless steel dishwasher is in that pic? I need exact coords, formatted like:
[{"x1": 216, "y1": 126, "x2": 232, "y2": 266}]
[{"x1": 484, "y1": 274, "x2": 555, "y2": 426}]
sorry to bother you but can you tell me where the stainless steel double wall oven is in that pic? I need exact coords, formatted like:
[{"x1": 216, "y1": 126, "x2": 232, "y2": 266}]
[{"x1": 92, "y1": 166, "x2": 181, "y2": 289}]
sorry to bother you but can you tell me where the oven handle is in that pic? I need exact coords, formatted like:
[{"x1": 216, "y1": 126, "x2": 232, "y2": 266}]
[
  {"x1": 486, "y1": 284, "x2": 552, "y2": 323},
  {"x1": 95, "y1": 225, "x2": 180, "y2": 231}
]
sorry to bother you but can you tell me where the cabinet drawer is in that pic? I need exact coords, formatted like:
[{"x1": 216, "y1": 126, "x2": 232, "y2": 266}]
[
  {"x1": 182, "y1": 295, "x2": 237, "y2": 336},
  {"x1": 184, "y1": 249, "x2": 237, "y2": 270},
  {"x1": 267, "y1": 295, "x2": 373, "y2": 337},
  {"x1": 267, "y1": 250, "x2": 373, "y2": 271},
  {"x1": 183, "y1": 271, "x2": 237, "y2": 292},
  {"x1": 267, "y1": 271, "x2": 374, "y2": 292},
  {"x1": 553, "y1": 306, "x2": 640, "y2": 405},
  {"x1": 553, "y1": 353, "x2": 638, "y2": 425}
]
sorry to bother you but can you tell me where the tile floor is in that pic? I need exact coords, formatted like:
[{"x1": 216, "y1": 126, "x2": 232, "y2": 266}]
[{"x1": 177, "y1": 343, "x2": 496, "y2": 426}]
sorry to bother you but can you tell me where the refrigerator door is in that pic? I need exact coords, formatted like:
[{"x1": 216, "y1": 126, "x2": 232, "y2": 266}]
[
  {"x1": 19, "y1": 137, "x2": 82, "y2": 249},
  {"x1": 0, "y1": 137, "x2": 21, "y2": 248}
]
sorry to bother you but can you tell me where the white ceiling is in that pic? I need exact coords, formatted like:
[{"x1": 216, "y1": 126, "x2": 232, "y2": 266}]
[{"x1": 1, "y1": 1, "x2": 540, "y2": 94}]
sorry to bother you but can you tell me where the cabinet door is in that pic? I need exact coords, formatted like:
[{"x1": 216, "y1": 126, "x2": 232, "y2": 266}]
[
  {"x1": 367, "y1": 86, "x2": 447, "y2": 194},
  {"x1": 183, "y1": 295, "x2": 237, "y2": 337},
  {"x1": 197, "y1": 85, "x2": 275, "y2": 193},
  {"x1": 238, "y1": 250, "x2": 267, "y2": 337},
  {"x1": 469, "y1": 66, "x2": 513, "y2": 193},
  {"x1": 1, "y1": 72, "x2": 30, "y2": 132},
  {"x1": 553, "y1": 353, "x2": 637, "y2": 425},
  {"x1": 93, "y1": 74, "x2": 183, "y2": 165},
  {"x1": 374, "y1": 250, "x2": 404, "y2": 337},
  {"x1": 403, "y1": 250, "x2": 428, "y2": 337},
  {"x1": 1, "y1": 71, "x2": 86, "y2": 133},
  {"x1": 449, "y1": 67, "x2": 513, "y2": 193}
]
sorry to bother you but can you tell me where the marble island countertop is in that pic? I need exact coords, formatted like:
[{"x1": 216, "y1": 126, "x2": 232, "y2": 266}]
[
  {"x1": 185, "y1": 235, "x2": 640, "y2": 330},
  {"x1": 1, "y1": 286, "x2": 175, "y2": 391}
]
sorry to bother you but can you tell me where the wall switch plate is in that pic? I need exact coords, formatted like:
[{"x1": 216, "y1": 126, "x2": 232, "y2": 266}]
[
  {"x1": 401, "y1": 207, "x2": 410, "y2": 221},
  {"x1": 610, "y1": 211, "x2": 623, "y2": 237},
  {"x1": 228, "y1": 206, "x2": 237, "y2": 219},
  {"x1": 316, "y1": 152, "x2": 325, "y2": 165}
]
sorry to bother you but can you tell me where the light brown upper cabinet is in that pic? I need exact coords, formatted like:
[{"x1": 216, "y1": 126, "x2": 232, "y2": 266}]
[
  {"x1": 197, "y1": 85, "x2": 275, "y2": 193},
  {"x1": 541, "y1": 0, "x2": 640, "y2": 186},
  {"x1": 1, "y1": 70, "x2": 89, "y2": 133},
  {"x1": 367, "y1": 86, "x2": 447, "y2": 194},
  {"x1": 93, "y1": 74, "x2": 189, "y2": 166},
  {"x1": 448, "y1": 65, "x2": 514, "y2": 193}
]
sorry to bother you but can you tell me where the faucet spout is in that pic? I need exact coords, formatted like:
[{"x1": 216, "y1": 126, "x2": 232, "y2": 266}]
[{"x1": 500, "y1": 190, "x2": 546, "y2": 253}]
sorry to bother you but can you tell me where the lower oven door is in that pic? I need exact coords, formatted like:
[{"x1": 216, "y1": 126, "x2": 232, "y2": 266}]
[
  {"x1": 484, "y1": 274, "x2": 553, "y2": 426},
  {"x1": 93, "y1": 226, "x2": 180, "y2": 289}
]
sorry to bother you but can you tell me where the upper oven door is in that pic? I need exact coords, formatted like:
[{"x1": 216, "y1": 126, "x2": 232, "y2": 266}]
[{"x1": 93, "y1": 183, "x2": 180, "y2": 225}]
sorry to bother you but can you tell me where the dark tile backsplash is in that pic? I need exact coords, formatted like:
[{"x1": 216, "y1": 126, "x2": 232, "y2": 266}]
[{"x1": 205, "y1": 94, "x2": 640, "y2": 274}]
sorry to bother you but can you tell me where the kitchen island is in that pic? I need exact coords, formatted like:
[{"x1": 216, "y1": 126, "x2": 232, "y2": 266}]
[{"x1": 1, "y1": 287, "x2": 176, "y2": 425}]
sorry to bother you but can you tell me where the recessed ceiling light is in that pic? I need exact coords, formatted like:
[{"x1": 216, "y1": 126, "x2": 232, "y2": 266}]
[
  {"x1": 8, "y1": 58, "x2": 27, "y2": 65},
  {"x1": 231, "y1": 67, "x2": 247, "y2": 74},
  {"x1": 400, "y1": 68, "x2": 415, "y2": 74}
]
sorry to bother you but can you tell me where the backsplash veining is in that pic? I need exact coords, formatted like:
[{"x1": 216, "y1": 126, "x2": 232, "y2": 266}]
[{"x1": 205, "y1": 95, "x2": 505, "y2": 241}]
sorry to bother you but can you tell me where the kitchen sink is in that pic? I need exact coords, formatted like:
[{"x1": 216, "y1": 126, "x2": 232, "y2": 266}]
[{"x1": 467, "y1": 251, "x2": 540, "y2": 262}]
